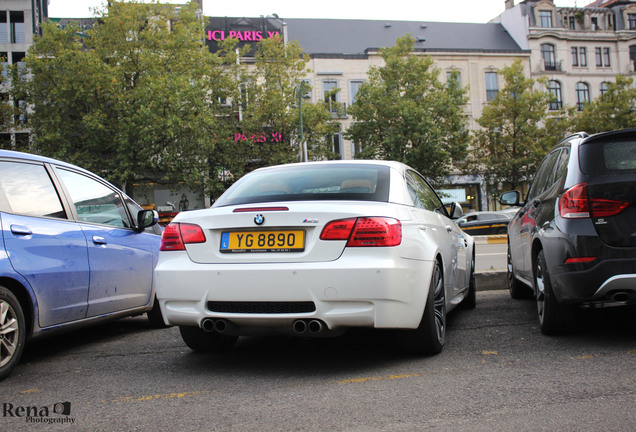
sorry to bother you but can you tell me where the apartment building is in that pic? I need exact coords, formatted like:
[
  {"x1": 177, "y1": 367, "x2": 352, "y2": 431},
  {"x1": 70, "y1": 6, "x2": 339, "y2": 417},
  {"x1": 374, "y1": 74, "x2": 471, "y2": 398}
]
[{"x1": 496, "y1": 0, "x2": 636, "y2": 112}]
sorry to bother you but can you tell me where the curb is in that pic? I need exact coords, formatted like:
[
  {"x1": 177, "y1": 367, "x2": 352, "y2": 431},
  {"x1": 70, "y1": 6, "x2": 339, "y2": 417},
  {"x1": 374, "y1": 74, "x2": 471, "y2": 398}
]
[
  {"x1": 475, "y1": 271, "x2": 507, "y2": 291},
  {"x1": 473, "y1": 235, "x2": 508, "y2": 245}
]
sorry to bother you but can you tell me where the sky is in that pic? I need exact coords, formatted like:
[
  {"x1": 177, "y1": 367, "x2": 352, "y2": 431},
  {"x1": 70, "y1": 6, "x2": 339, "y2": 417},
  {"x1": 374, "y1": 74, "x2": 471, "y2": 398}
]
[{"x1": 48, "y1": 0, "x2": 587, "y2": 23}]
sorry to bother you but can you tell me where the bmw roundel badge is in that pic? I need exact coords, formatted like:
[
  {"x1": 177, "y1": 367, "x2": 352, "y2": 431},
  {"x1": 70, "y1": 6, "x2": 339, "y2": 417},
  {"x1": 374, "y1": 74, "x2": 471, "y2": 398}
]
[{"x1": 254, "y1": 214, "x2": 265, "y2": 225}]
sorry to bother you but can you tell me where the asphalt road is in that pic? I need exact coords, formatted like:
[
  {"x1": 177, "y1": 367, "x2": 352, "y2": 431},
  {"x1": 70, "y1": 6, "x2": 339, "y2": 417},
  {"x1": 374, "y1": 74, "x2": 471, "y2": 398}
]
[{"x1": 2, "y1": 291, "x2": 634, "y2": 431}]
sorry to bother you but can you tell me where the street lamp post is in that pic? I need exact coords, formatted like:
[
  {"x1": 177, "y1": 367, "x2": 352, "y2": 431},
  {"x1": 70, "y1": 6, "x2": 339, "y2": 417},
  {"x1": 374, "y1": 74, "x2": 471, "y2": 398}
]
[{"x1": 296, "y1": 81, "x2": 310, "y2": 162}]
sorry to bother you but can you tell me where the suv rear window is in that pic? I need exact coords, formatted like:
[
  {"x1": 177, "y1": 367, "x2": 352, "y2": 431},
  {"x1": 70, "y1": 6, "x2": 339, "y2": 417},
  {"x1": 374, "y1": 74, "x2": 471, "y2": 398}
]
[
  {"x1": 580, "y1": 138, "x2": 636, "y2": 174},
  {"x1": 214, "y1": 164, "x2": 391, "y2": 207}
]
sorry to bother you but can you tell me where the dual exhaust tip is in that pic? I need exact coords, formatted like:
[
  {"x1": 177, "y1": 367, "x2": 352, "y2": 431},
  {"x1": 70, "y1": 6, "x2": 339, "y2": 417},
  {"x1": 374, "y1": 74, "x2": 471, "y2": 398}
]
[
  {"x1": 293, "y1": 319, "x2": 325, "y2": 335},
  {"x1": 200, "y1": 318, "x2": 326, "y2": 335}
]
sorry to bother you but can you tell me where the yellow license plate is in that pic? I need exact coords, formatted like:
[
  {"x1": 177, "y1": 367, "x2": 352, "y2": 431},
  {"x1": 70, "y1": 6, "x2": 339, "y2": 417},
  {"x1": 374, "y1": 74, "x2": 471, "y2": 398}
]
[{"x1": 220, "y1": 230, "x2": 305, "y2": 253}]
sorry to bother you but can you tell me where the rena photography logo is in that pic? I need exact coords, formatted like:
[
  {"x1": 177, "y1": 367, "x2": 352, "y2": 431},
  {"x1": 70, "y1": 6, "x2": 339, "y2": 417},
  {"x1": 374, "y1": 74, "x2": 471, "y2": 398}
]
[{"x1": 3, "y1": 401, "x2": 75, "y2": 425}]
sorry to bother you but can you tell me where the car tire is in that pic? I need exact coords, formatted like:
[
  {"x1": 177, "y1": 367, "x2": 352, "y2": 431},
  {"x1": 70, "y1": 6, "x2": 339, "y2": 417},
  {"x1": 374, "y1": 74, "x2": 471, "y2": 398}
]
[
  {"x1": 508, "y1": 245, "x2": 532, "y2": 299},
  {"x1": 535, "y1": 250, "x2": 576, "y2": 335},
  {"x1": 459, "y1": 253, "x2": 476, "y2": 309},
  {"x1": 0, "y1": 286, "x2": 26, "y2": 380},
  {"x1": 147, "y1": 296, "x2": 169, "y2": 329},
  {"x1": 395, "y1": 261, "x2": 446, "y2": 355},
  {"x1": 179, "y1": 325, "x2": 238, "y2": 352}
]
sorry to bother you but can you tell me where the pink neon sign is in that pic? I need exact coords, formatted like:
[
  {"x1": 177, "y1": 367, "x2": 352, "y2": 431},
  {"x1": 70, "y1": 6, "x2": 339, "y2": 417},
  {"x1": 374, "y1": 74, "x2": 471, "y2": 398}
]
[{"x1": 208, "y1": 30, "x2": 280, "y2": 41}]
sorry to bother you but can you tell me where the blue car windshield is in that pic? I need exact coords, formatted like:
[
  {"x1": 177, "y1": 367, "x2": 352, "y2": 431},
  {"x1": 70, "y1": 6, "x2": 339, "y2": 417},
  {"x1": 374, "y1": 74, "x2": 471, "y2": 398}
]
[{"x1": 214, "y1": 164, "x2": 391, "y2": 207}]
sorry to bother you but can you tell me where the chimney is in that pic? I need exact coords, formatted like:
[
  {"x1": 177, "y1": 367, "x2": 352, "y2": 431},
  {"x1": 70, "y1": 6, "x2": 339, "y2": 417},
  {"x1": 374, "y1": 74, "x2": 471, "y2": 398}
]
[{"x1": 505, "y1": 0, "x2": 515, "y2": 10}]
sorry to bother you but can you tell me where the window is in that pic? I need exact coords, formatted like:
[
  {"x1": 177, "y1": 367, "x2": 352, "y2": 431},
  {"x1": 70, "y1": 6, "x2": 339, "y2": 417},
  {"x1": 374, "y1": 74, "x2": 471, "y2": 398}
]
[
  {"x1": 485, "y1": 72, "x2": 498, "y2": 102},
  {"x1": 446, "y1": 70, "x2": 461, "y2": 88},
  {"x1": 628, "y1": 14, "x2": 636, "y2": 30},
  {"x1": 56, "y1": 169, "x2": 132, "y2": 228},
  {"x1": 631, "y1": 46, "x2": 636, "y2": 72},
  {"x1": 0, "y1": 161, "x2": 66, "y2": 219},
  {"x1": 576, "y1": 82, "x2": 590, "y2": 111},
  {"x1": 349, "y1": 80, "x2": 364, "y2": 105},
  {"x1": 9, "y1": 11, "x2": 24, "y2": 44},
  {"x1": 579, "y1": 47, "x2": 587, "y2": 66},
  {"x1": 528, "y1": 150, "x2": 561, "y2": 200},
  {"x1": 538, "y1": 10, "x2": 553, "y2": 28},
  {"x1": 600, "y1": 81, "x2": 610, "y2": 96},
  {"x1": 405, "y1": 171, "x2": 445, "y2": 213},
  {"x1": 0, "y1": 12, "x2": 7, "y2": 44},
  {"x1": 331, "y1": 132, "x2": 342, "y2": 160},
  {"x1": 596, "y1": 47, "x2": 610, "y2": 67},
  {"x1": 541, "y1": 44, "x2": 556, "y2": 70},
  {"x1": 571, "y1": 47, "x2": 579, "y2": 67},
  {"x1": 547, "y1": 81, "x2": 562, "y2": 110},
  {"x1": 322, "y1": 80, "x2": 339, "y2": 112},
  {"x1": 572, "y1": 47, "x2": 587, "y2": 67}
]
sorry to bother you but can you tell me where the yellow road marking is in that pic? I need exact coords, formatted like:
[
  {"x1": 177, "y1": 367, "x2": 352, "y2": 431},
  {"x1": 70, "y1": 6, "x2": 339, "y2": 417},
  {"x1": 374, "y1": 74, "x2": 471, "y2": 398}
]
[
  {"x1": 337, "y1": 373, "x2": 421, "y2": 384},
  {"x1": 110, "y1": 391, "x2": 209, "y2": 403}
]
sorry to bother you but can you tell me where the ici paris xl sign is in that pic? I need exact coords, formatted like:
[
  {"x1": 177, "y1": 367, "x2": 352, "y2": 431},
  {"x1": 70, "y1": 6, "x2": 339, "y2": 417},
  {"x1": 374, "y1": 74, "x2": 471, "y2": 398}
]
[{"x1": 207, "y1": 30, "x2": 281, "y2": 41}]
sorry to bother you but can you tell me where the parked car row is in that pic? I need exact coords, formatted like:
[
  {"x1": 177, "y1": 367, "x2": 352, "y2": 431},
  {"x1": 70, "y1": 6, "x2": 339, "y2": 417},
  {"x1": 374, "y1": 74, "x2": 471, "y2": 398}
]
[{"x1": 2, "y1": 128, "x2": 633, "y2": 379}]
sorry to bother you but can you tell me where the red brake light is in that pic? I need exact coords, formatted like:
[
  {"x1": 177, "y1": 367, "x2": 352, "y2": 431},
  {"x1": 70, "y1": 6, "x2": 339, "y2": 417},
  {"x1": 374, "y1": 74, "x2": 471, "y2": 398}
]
[
  {"x1": 320, "y1": 218, "x2": 357, "y2": 240},
  {"x1": 559, "y1": 183, "x2": 589, "y2": 219},
  {"x1": 320, "y1": 217, "x2": 402, "y2": 247},
  {"x1": 589, "y1": 198, "x2": 630, "y2": 218},
  {"x1": 559, "y1": 182, "x2": 629, "y2": 219},
  {"x1": 160, "y1": 223, "x2": 206, "y2": 251}
]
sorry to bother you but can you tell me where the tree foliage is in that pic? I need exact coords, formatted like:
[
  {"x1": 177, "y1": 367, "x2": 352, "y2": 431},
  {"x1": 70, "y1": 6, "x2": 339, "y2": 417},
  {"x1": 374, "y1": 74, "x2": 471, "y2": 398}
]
[
  {"x1": 18, "y1": 1, "x2": 235, "y2": 195},
  {"x1": 345, "y1": 35, "x2": 469, "y2": 182},
  {"x1": 210, "y1": 36, "x2": 339, "y2": 197},
  {"x1": 570, "y1": 75, "x2": 636, "y2": 134},
  {"x1": 0, "y1": 60, "x2": 14, "y2": 136},
  {"x1": 469, "y1": 60, "x2": 565, "y2": 188}
]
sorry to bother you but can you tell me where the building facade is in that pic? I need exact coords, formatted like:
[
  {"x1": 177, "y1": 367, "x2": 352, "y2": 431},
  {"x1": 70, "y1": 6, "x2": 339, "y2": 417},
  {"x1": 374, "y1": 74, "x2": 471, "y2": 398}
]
[{"x1": 496, "y1": 0, "x2": 636, "y2": 113}]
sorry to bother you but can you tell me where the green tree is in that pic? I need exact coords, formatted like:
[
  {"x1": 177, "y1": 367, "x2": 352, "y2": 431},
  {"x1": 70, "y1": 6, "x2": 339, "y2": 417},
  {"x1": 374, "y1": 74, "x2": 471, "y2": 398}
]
[
  {"x1": 17, "y1": 1, "x2": 234, "y2": 196},
  {"x1": 570, "y1": 75, "x2": 636, "y2": 134},
  {"x1": 345, "y1": 35, "x2": 469, "y2": 182},
  {"x1": 469, "y1": 60, "x2": 564, "y2": 188},
  {"x1": 0, "y1": 58, "x2": 15, "y2": 140}
]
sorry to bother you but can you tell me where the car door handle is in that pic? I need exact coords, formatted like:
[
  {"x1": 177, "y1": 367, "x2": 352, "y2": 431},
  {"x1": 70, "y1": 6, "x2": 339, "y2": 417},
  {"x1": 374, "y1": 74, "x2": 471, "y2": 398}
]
[
  {"x1": 10, "y1": 225, "x2": 32, "y2": 236},
  {"x1": 92, "y1": 236, "x2": 107, "y2": 245},
  {"x1": 445, "y1": 225, "x2": 453, "y2": 233}
]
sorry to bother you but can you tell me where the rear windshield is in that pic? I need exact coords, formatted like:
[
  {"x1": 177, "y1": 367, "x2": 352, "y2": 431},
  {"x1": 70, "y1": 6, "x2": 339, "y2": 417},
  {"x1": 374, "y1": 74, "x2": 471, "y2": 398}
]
[
  {"x1": 580, "y1": 138, "x2": 636, "y2": 174},
  {"x1": 214, "y1": 164, "x2": 391, "y2": 207}
]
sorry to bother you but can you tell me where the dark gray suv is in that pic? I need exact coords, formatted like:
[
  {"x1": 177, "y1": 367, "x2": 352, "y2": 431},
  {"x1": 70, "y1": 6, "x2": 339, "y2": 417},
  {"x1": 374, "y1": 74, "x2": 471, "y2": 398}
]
[{"x1": 500, "y1": 128, "x2": 636, "y2": 334}]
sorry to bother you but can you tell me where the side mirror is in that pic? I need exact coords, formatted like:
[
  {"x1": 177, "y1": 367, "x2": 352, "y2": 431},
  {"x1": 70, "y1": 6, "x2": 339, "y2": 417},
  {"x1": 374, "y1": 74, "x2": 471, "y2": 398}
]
[
  {"x1": 136, "y1": 209, "x2": 159, "y2": 231},
  {"x1": 499, "y1": 190, "x2": 522, "y2": 206},
  {"x1": 449, "y1": 201, "x2": 464, "y2": 219}
]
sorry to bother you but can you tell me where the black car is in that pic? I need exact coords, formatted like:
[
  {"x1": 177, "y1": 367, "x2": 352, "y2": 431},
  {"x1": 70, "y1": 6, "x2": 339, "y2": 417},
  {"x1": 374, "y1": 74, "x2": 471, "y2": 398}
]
[
  {"x1": 499, "y1": 128, "x2": 636, "y2": 334},
  {"x1": 455, "y1": 211, "x2": 512, "y2": 235}
]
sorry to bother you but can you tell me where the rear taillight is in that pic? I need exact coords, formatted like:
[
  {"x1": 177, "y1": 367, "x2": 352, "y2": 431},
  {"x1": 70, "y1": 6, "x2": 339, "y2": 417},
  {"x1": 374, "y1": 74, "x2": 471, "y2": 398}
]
[
  {"x1": 160, "y1": 223, "x2": 206, "y2": 251},
  {"x1": 559, "y1": 183, "x2": 629, "y2": 219},
  {"x1": 320, "y1": 217, "x2": 402, "y2": 247}
]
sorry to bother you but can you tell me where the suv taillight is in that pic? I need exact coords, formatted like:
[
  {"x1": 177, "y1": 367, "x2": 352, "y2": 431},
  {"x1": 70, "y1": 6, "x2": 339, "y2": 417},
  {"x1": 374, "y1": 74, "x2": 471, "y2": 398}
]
[
  {"x1": 559, "y1": 183, "x2": 629, "y2": 219},
  {"x1": 320, "y1": 217, "x2": 402, "y2": 247},
  {"x1": 160, "y1": 223, "x2": 206, "y2": 251}
]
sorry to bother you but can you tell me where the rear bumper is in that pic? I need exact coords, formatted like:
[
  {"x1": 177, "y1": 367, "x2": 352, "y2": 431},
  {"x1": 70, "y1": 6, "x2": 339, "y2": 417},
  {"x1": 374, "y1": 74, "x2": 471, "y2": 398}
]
[
  {"x1": 552, "y1": 257, "x2": 636, "y2": 306},
  {"x1": 154, "y1": 251, "x2": 434, "y2": 333}
]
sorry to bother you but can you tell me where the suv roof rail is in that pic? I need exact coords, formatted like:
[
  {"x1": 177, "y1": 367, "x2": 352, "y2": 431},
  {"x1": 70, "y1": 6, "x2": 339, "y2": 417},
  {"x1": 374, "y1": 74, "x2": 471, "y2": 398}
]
[{"x1": 559, "y1": 131, "x2": 589, "y2": 144}]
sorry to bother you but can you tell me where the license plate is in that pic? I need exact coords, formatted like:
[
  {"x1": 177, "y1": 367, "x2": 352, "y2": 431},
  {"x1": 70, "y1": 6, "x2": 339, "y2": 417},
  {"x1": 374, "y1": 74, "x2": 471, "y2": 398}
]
[{"x1": 220, "y1": 230, "x2": 305, "y2": 253}]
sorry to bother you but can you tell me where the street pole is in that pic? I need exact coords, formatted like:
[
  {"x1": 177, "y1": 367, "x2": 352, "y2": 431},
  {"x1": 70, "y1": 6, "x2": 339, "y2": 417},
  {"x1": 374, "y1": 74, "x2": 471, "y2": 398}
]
[{"x1": 297, "y1": 81, "x2": 308, "y2": 162}]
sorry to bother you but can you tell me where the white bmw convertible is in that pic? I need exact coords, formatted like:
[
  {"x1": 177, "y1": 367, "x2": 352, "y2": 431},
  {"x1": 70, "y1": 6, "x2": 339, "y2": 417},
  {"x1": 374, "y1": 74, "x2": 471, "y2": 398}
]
[{"x1": 154, "y1": 160, "x2": 475, "y2": 355}]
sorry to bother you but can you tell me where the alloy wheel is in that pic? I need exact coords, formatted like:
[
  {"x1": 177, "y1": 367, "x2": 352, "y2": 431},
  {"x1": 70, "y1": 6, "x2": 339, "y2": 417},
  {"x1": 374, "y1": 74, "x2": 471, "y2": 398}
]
[{"x1": 0, "y1": 300, "x2": 19, "y2": 368}]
